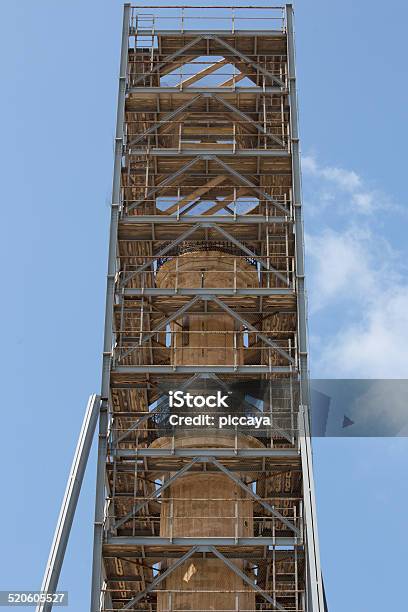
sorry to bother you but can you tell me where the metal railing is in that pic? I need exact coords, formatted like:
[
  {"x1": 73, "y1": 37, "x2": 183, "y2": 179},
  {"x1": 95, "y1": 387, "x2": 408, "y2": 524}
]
[
  {"x1": 126, "y1": 124, "x2": 289, "y2": 152},
  {"x1": 121, "y1": 194, "x2": 292, "y2": 218},
  {"x1": 127, "y1": 58, "x2": 288, "y2": 88},
  {"x1": 113, "y1": 331, "x2": 297, "y2": 368},
  {"x1": 130, "y1": 6, "x2": 286, "y2": 34},
  {"x1": 117, "y1": 254, "x2": 295, "y2": 290}
]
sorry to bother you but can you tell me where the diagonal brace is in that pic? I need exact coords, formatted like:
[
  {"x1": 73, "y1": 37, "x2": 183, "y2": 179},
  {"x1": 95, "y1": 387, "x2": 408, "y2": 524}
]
[
  {"x1": 211, "y1": 36, "x2": 285, "y2": 87},
  {"x1": 112, "y1": 457, "x2": 202, "y2": 531},
  {"x1": 208, "y1": 457, "x2": 300, "y2": 535},
  {"x1": 116, "y1": 373, "x2": 203, "y2": 443},
  {"x1": 209, "y1": 223, "x2": 290, "y2": 285},
  {"x1": 120, "y1": 546, "x2": 199, "y2": 610},
  {"x1": 210, "y1": 156, "x2": 289, "y2": 215},
  {"x1": 118, "y1": 293, "x2": 294, "y2": 364},
  {"x1": 211, "y1": 93, "x2": 284, "y2": 147},
  {"x1": 126, "y1": 157, "x2": 201, "y2": 213},
  {"x1": 128, "y1": 95, "x2": 202, "y2": 146},
  {"x1": 209, "y1": 546, "x2": 287, "y2": 611},
  {"x1": 209, "y1": 295, "x2": 295, "y2": 364},
  {"x1": 118, "y1": 295, "x2": 201, "y2": 362},
  {"x1": 132, "y1": 36, "x2": 203, "y2": 86},
  {"x1": 121, "y1": 223, "x2": 202, "y2": 286},
  {"x1": 161, "y1": 174, "x2": 226, "y2": 216}
]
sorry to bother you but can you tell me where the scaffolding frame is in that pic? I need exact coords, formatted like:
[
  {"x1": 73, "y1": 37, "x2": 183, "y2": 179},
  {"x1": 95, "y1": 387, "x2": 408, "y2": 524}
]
[
  {"x1": 85, "y1": 4, "x2": 327, "y2": 611},
  {"x1": 34, "y1": 5, "x2": 328, "y2": 611}
]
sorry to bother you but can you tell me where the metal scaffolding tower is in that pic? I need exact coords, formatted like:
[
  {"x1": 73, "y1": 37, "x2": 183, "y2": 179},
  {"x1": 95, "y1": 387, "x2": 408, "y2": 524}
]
[
  {"x1": 90, "y1": 4, "x2": 325, "y2": 610},
  {"x1": 40, "y1": 4, "x2": 326, "y2": 611}
]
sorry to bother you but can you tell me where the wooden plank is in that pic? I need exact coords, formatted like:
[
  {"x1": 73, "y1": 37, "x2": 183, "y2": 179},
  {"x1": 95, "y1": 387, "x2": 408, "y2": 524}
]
[
  {"x1": 219, "y1": 73, "x2": 246, "y2": 87},
  {"x1": 160, "y1": 174, "x2": 227, "y2": 215},
  {"x1": 204, "y1": 188, "x2": 251, "y2": 215},
  {"x1": 182, "y1": 126, "x2": 233, "y2": 135},
  {"x1": 180, "y1": 58, "x2": 229, "y2": 87},
  {"x1": 160, "y1": 54, "x2": 196, "y2": 76}
]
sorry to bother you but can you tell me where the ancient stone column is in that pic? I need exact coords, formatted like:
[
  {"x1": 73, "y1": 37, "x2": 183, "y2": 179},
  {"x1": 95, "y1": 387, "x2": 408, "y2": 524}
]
[{"x1": 151, "y1": 247, "x2": 263, "y2": 611}]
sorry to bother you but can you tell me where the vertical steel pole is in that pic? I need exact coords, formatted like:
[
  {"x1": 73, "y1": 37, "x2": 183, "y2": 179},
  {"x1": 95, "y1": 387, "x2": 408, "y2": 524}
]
[
  {"x1": 299, "y1": 407, "x2": 325, "y2": 611},
  {"x1": 286, "y1": 4, "x2": 325, "y2": 611},
  {"x1": 37, "y1": 394, "x2": 100, "y2": 612},
  {"x1": 285, "y1": 3, "x2": 308, "y2": 406},
  {"x1": 90, "y1": 5, "x2": 130, "y2": 611}
]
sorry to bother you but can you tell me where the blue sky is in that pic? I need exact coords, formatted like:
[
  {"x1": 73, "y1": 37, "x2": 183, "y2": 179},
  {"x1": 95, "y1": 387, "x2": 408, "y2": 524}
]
[{"x1": 1, "y1": 1, "x2": 407, "y2": 610}]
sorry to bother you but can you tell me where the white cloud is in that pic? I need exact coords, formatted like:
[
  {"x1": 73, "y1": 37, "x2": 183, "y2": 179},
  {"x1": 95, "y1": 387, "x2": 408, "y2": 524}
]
[
  {"x1": 301, "y1": 155, "x2": 318, "y2": 174},
  {"x1": 308, "y1": 225, "x2": 408, "y2": 377},
  {"x1": 303, "y1": 154, "x2": 361, "y2": 191},
  {"x1": 304, "y1": 154, "x2": 408, "y2": 378},
  {"x1": 316, "y1": 287, "x2": 408, "y2": 378},
  {"x1": 321, "y1": 166, "x2": 361, "y2": 192},
  {"x1": 306, "y1": 227, "x2": 378, "y2": 312},
  {"x1": 352, "y1": 192, "x2": 374, "y2": 213},
  {"x1": 302, "y1": 154, "x2": 393, "y2": 214}
]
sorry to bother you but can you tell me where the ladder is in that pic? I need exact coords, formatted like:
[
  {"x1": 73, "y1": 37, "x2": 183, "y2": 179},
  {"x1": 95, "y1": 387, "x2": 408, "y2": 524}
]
[{"x1": 134, "y1": 13, "x2": 156, "y2": 84}]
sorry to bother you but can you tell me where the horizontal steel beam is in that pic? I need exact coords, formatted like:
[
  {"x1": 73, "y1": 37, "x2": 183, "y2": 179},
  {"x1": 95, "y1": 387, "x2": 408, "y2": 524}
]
[
  {"x1": 104, "y1": 549, "x2": 292, "y2": 560},
  {"x1": 120, "y1": 215, "x2": 290, "y2": 224},
  {"x1": 130, "y1": 29, "x2": 285, "y2": 37},
  {"x1": 128, "y1": 86, "x2": 285, "y2": 94},
  {"x1": 128, "y1": 148, "x2": 289, "y2": 157},
  {"x1": 110, "y1": 464, "x2": 300, "y2": 475},
  {"x1": 113, "y1": 448, "x2": 299, "y2": 458},
  {"x1": 106, "y1": 536, "x2": 297, "y2": 547},
  {"x1": 112, "y1": 365, "x2": 293, "y2": 373},
  {"x1": 123, "y1": 287, "x2": 294, "y2": 296}
]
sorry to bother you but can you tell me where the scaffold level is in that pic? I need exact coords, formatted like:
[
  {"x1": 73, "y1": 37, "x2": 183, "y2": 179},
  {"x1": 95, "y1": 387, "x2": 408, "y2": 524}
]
[{"x1": 89, "y1": 4, "x2": 326, "y2": 611}]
